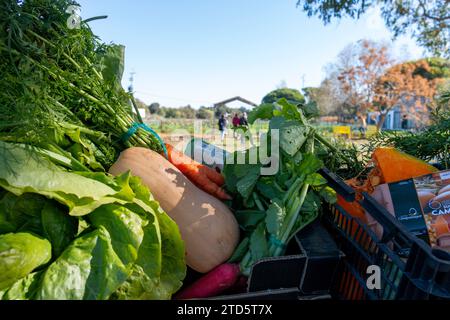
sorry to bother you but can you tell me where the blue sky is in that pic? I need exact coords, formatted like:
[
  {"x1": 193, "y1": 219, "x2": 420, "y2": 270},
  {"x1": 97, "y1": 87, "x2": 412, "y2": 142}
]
[{"x1": 77, "y1": 0, "x2": 425, "y2": 108}]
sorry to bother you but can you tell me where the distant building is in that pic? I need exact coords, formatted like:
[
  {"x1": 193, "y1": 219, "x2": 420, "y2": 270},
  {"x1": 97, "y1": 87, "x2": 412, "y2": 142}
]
[
  {"x1": 213, "y1": 96, "x2": 257, "y2": 110},
  {"x1": 367, "y1": 107, "x2": 414, "y2": 130},
  {"x1": 366, "y1": 95, "x2": 429, "y2": 130}
]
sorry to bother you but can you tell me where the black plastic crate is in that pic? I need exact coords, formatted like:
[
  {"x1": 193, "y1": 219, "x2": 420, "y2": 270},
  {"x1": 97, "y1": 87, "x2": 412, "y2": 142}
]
[
  {"x1": 185, "y1": 220, "x2": 343, "y2": 300},
  {"x1": 246, "y1": 220, "x2": 344, "y2": 296},
  {"x1": 319, "y1": 168, "x2": 450, "y2": 300}
]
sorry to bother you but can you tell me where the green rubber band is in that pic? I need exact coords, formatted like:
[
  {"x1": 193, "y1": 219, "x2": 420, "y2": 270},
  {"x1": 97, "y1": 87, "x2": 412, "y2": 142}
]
[{"x1": 122, "y1": 123, "x2": 168, "y2": 158}]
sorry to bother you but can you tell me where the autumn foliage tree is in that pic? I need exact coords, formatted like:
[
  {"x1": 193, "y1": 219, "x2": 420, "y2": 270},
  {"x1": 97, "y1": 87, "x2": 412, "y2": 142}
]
[
  {"x1": 336, "y1": 40, "x2": 392, "y2": 129},
  {"x1": 374, "y1": 59, "x2": 447, "y2": 128}
]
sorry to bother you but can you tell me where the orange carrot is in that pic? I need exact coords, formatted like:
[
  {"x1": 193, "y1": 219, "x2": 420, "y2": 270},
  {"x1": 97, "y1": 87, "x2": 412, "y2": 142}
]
[
  {"x1": 165, "y1": 143, "x2": 231, "y2": 200},
  {"x1": 199, "y1": 165, "x2": 225, "y2": 186}
]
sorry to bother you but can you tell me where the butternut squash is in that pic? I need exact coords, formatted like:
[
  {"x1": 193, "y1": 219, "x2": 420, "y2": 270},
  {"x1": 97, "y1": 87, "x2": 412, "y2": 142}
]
[
  {"x1": 372, "y1": 147, "x2": 438, "y2": 184},
  {"x1": 109, "y1": 147, "x2": 240, "y2": 273}
]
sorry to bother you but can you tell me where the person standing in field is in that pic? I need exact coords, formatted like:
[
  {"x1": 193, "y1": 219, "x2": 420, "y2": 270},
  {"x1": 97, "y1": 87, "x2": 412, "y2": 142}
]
[
  {"x1": 218, "y1": 114, "x2": 228, "y2": 141},
  {"x1": 232, "y1": 113, "x2": 240, "y2": 138},
  {"x1": 239, "y1": 112, "x2": 254, "y2": 146},
  {"x1": 356, "y1": 112, "x2": 367, "y2": 139},
  {"x1": 401, "y1": 114, "x2": 408, "y2": 130}
]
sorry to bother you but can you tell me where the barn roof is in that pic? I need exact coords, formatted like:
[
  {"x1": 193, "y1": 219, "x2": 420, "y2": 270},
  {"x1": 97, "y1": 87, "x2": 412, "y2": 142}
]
[{"x1": 213, "y1": 96, "x2": 258, "y2": 108}]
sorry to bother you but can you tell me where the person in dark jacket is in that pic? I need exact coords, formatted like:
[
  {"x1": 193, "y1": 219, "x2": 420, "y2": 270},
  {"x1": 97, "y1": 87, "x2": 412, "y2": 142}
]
[
  {"x1": 218, "y1": 114, "x2": 228, "y2": 141},
  {"x1": 239, "y1": 112, "x2": 249, "y2": 127},
  {"x1": 401, "y1": 114, "x2": 408, "y2": 130},
  {"x1": 239, "y1": 112, "x2": 253, "y2": 146}
]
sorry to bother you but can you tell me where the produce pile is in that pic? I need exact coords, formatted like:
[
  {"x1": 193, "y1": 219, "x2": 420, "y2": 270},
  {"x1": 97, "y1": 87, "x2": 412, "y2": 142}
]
[
  {"x1": 0, "y1": 0, "x2": 185, "y2": 300},
  {"x1": 2, "y1": 0, "x2": 448, "y2": 302}
]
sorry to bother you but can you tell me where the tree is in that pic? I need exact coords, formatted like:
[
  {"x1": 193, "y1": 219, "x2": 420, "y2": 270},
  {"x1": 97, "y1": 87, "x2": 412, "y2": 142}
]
[
  {"x1": 303, "y1": 83, "x2": 341, "y2": 116},
  {"x1": 214, "y1": 105, "x2": 233, "y2": 118},
  {"x1": 374, "y1": 59, "x2": 448, "y2": 128},
  {"x1": 196, "y1": 107, "x2": 214, "y2": 120},
  {"x1": 297, "y1": 0, "x2": 450, "y2": 58},
  {"x1": 334, "y1": 40, "x2": 393, "y2": 129},
  {"x1": 178, "y1": 105, "x2": 196, "y2": 118},
  {"x1": 262, "y1": 88, "x2": 306, "y2": 105},
  {"x1": 148, "y1": 102, "x2": 160, "y2": 114},
  {"x1": 164, "y1": 108, "x2": 179, "y2": 118}
]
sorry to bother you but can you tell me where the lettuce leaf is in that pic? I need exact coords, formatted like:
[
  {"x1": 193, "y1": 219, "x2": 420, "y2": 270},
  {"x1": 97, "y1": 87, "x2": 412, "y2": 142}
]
[
  {"x1": 111, "y1": 176, "x2": 186, "y2": 300},
  {"x1": 35, "y1": 226, "x2": 131, "y2": 300},
  {"x1": 0, "y1": 233, "x2": 51, "y2": 290},
  {"x1": 0, "y1": 142, "x2": 118, "y2": 216}
]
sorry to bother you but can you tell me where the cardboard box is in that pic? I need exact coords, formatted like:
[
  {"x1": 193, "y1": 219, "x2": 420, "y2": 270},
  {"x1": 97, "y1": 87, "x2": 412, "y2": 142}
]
[{"x1": 368, "y1": 170, "x2": 450, "y2": 251}]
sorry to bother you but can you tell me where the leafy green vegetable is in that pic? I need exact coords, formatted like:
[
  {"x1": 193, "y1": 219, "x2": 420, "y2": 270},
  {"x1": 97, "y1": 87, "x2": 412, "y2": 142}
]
[
  {"x1": 248, "y1": 103, "x2": 275, "y2": 124},
  {"x1": 36, "y1": 227, "x2": 131, "y2": 300},
  {"x1": 89, "y1": 204, "x2": 145, "y2": 267},
  {"x1": 305, "y1": 173, "x2": 327, "y2": 186},
  {"x1": 224, "y1": 99, "x2": 338, "y2": 276},
  {"x1": 0, "y1": 0, "x2": 164, "y2": 172},
  {"x1": 256, "y1": 179, "x2": 284, "y2": 200},
  {"x1": 265, "y1": 200, "x2": 285, "y2": 238},
  {"x1": 0, "y1": 141, "x2": 186, "y2": 300},
  {"x1": 0, "y1": 272, "x2": 43, "y2": 300},
  {"x1": 228, "y1": 237, "x2": 250, "y2": 263},
  {"x1": 41, "y1": 202, "x2": 78, "y2": 257},
  {"x1": 0, "y1": 142, "x2": 119, "y2": 216},
  {"x1": 235, "y1": 210, "x2": 266, "y2": 231},
  {"x1": 153, "y1": 211, "x2": 186, "y2": 299},
  {"x1": 248, "y1": 222, "x2": 269, "y2": 262},
  {"x1": 236, "y1": 168, "x2": 260, "y2": 199},
  {"x1": 270, "y1": 117, "x2": 310, "y2": 156},
  {"x1": 97, "y1": 45, "x2": 126, "y2": 90},
  {"x1": 0, "y1": 233, "x2": 51, "y2": 290},
  {"x1": 318, "y1": 186, "x2": 337, "y2": 204}
]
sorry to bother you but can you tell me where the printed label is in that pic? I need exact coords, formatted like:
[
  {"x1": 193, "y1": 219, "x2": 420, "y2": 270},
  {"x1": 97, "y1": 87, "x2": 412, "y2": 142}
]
[
  {"x1": 413, "y1": 170, "x2": 450, "y2": 250},
  {"x1": 440, "y1": 171, "x2": 450, "y2": 181}
]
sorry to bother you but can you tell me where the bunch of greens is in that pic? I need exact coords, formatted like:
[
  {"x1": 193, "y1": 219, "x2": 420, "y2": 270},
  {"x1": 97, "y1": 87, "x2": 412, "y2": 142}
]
[
  {"x1": 0, "y1": 142, "x2": 185, "y2": 300},
  {"x1": 223, "y1": 99, "x2": 338, "y2": 276},
  {"x1": 0, "y1": 0, "x2": 163, "y2": 172}
]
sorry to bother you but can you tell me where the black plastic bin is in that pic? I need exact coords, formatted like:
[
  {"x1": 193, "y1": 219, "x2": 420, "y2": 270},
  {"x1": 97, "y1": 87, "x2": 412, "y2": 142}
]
[{"x1": 319, "y1": 168, "x2": 450, "y2": 300}]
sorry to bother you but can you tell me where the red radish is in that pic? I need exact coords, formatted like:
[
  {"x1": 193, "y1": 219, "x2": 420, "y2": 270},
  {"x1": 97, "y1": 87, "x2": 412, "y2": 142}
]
[{"x1": 175, "y1": 263, "x2": 241, "y2": 299}]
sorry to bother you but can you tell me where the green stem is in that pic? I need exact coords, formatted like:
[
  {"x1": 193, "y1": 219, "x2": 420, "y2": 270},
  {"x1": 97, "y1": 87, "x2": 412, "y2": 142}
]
[
  {"x1": 26, "y1": 30, "x2": 83, "y2": 72},
  {"x1": 273, "y1": 183, "x2": 309, "y2": 257},
  {"x1": 253, "y1": 192, "x2": 265, "y2": 211},
  {"x1": 282, "y1": 176, "x2": 302, "y2": 203},
  {"x1": 44, "y1": 143, "x2": 91, "y2": 172},
  {"x1": 130, "y1": 95, "x2": 144, "y2": 124}
]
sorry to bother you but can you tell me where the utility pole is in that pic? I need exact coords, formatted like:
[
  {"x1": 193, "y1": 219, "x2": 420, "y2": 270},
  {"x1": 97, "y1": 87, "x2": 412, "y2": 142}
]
[{"x1": 128, "y1": 71, "x2": 136, "y2": 93}]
